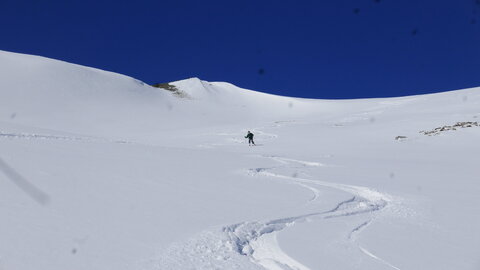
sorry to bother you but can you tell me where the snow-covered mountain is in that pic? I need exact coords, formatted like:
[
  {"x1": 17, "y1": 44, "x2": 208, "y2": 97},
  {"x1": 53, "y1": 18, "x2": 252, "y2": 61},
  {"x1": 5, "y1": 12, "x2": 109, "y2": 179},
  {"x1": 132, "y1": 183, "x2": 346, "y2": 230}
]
[{"x1": 1, "y1": 50, "x2": 479, "y2": 270}]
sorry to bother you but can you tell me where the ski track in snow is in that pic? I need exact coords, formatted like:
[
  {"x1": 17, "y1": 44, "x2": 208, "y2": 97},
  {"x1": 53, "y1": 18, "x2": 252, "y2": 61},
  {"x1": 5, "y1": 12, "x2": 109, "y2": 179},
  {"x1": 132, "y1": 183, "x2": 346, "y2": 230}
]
[
  {"x1": 359, "y1": 247, "x2": 402, "y2": 270},
  {"x1": 154, "y1": 123, "x2": 403, "y2": 270},
  {"x1": 233, "y1": 158, "x2": 401, "y2": 270},
  {"x1": 348, "y1": 218, "x2": 403, "y2": 270},
  {"x1": 260, "y1": 156, "x2": 326, "y2": 167},
  {"x1": 0, "y1": 131, "x2": 129, "y2": 144}
]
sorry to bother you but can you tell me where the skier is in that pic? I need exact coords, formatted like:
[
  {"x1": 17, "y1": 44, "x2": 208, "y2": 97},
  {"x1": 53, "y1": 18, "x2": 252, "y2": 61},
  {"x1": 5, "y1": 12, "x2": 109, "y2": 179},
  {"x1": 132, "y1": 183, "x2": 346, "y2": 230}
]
[{"x1": 245, "y1": 131, "x2": 255, "y2": 146}]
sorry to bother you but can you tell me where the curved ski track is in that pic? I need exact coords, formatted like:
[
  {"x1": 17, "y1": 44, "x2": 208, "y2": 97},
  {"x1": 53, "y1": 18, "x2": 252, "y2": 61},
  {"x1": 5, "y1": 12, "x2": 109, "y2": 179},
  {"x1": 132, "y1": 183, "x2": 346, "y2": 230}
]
[
  {"x1": 154, "y1": 123, "x2": 403, "y2": 270},
  {"x1": 225, "y1": 154, "x2": 400, "y2": 270}
]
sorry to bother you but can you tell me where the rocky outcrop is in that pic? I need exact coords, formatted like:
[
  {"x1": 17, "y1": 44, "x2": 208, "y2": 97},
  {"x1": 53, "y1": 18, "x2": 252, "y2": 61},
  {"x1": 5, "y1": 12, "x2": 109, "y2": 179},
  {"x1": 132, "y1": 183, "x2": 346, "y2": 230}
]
[{"x1": 420, "y1": 121, "x2": 479, "y2": 136}]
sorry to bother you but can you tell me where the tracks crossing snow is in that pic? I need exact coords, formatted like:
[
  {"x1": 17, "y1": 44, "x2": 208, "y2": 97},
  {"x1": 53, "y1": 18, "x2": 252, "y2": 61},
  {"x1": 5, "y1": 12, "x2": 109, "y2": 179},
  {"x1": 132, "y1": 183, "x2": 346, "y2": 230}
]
[
  {"x1": 226, "y1": 153, "x2": 398, "y2": 270},
  {"x1": 0, "y1": 131, "x2": 129, "y2": 144},
  {"x1": 153, "y1": 123, "x2": 403, "y2": 270}
]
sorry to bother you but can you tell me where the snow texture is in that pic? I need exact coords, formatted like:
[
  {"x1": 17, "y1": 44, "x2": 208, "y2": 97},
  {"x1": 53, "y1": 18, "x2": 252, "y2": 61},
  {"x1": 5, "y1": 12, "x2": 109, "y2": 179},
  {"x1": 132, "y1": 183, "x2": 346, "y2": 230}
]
[{"x1": 1, "y1": 50, "x2": 480, "y2": 270}]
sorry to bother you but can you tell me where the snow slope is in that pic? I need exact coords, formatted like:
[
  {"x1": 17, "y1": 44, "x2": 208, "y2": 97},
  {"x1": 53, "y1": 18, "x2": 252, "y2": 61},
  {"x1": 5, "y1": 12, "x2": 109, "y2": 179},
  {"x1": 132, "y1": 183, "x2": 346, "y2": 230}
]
[{"x1": 1, "y1": 50, "x2": 479, "y2": 270}]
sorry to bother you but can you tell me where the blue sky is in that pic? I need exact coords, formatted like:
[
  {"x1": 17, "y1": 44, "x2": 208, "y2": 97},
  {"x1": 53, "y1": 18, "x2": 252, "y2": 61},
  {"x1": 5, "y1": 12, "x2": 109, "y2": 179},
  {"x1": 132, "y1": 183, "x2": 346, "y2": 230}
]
[{"x1": 1, "y1": 0, "x2": 480, "y2": 98}]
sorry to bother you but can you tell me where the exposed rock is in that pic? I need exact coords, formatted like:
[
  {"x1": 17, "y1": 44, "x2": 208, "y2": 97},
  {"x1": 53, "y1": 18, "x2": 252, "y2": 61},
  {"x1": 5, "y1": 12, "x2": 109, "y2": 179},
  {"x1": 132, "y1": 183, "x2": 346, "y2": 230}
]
[
  {"x1": 151, "y1": 82, "x2": 190, "y2": 98},
  {"x1": 420, "y1": 122, "x2": 479, "y2": 136}
]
